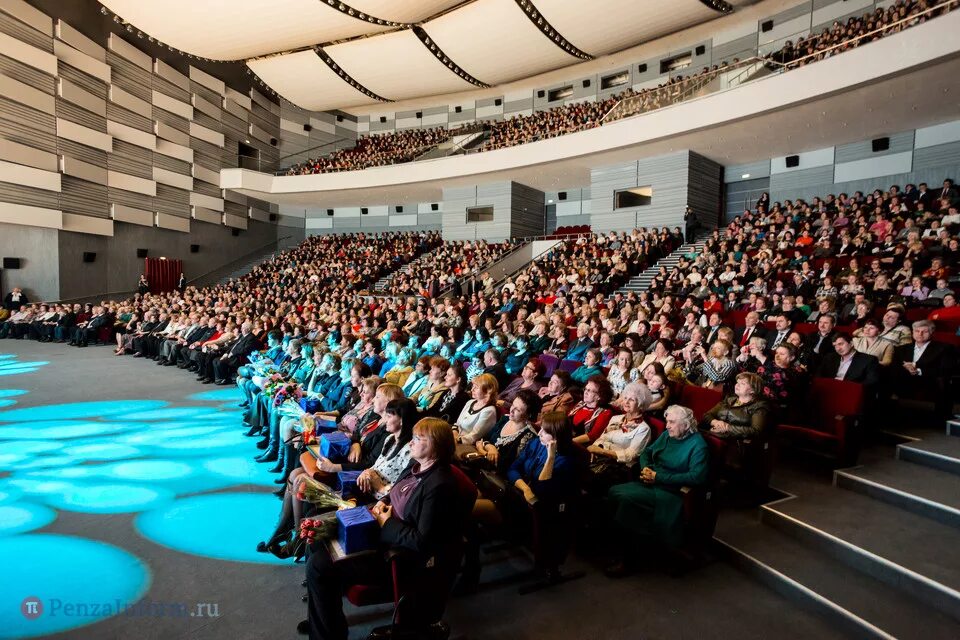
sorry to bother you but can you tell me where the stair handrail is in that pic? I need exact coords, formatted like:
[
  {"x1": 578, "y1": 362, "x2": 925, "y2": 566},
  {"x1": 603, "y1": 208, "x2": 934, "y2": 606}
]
[{"x1": 186, "y1": 235, "x2": 295, "y2": 286}]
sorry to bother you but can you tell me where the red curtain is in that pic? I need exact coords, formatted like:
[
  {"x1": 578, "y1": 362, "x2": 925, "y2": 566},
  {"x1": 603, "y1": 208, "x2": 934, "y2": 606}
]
[{"x1": 144, "y1": 258, "x2": 182, "y2": 293}]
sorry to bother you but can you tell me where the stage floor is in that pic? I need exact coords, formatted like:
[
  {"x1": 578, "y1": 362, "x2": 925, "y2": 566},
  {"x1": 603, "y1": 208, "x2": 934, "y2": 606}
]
[{"x1": 0, "y1": 341, "x2": 845, "y2": 640}]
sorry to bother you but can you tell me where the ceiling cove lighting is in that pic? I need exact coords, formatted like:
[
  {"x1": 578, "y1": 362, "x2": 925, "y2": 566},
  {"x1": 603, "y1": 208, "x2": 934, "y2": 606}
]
[
  {"x1": 513, "y1": 0, "x2": 593, "y2": 61},
  {"x1": 411, "y1": 27, "x2": 490, "y2": 88},
  {"x1": 313, "y1": 47, "x2": 393, "y2": 102}
]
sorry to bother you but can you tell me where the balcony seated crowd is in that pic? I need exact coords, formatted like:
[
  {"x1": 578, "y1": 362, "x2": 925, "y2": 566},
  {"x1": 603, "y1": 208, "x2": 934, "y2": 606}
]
[
  {"x1": 376, "y1": 239, "x2": 515, "y2": 299},
  {"x1": 3, "y1": 171, "x2": 959, "y2": 637},
  {"x1": 281, "y1": 0, "x2": 950, "y2": 177}
]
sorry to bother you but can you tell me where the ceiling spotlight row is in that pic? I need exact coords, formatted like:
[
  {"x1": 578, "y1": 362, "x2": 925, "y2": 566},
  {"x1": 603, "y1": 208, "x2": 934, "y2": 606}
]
[
  {"x1": 412, "y1": 27, "x2": 489, "y2": 88},
  {"x1": 99, "y1": 5, "x2": 228, "y2": 63},
  {"x1": 322, "y1": 0, "x2": 409, "y2": 28},
  {"x1": 697, "y1": 0, "x2": 734, "y2": 13},
  {"x1": 513, "y1": 0, "x2": 592, "y2": 60},
  {"x1": 314, "y1": 47, "x2": 392, "y2": 102}
]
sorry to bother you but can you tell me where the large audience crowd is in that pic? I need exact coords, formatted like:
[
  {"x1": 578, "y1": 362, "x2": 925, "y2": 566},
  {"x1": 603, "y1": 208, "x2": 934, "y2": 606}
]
[
  {"x1": 375, "y1": 239, "x2": 515, "y2": 298},
  {"x1": 283, "y1": 0, "x2": 951, "y2": 176},
  {"x1": 3, "y1": 172, "x2": 959, "y2": 637}
]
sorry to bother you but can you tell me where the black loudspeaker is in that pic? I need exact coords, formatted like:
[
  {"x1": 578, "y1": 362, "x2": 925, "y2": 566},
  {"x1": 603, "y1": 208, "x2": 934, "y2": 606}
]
[
  {"x1": 455, "y1": 106, "x2": 462, "y2": 113},
  {"x1": 360, "y1": 207, "x2": 368, "y2": 215},
  {"x1": 761, "y1": 20, "x2": 774, "y2": 32},
  {"x1": 82, "y1": 252, "x2": 96, "y2": 263},
  {"x1": 638, "y1": 63, "x2": 647, "y2": 73},
  {"x1": 558, "y1": 191, "x2": 568, "y2": 201},
  {"x1": 327, "y1": 209, "x2": 334, "y2": 216},
  {"x1": 395, "y1": 206, "x2": 403, "y2": 213},
  {"x1": 430, "y1": 203, "x2": 439, "y2": 211},
  {"x1": 872, "y1": 137, "x2": 890, "y2": 152},
  {"x1": 269, "y1": 137, "x2": 277, "y2": 146},
  {"x1": 494, "y1": 98, "x2": 502, "y2": 106},
  {"x1": 190, "y1": 244, "x2": 199, "y2": 253},
  {"x1": 536, "y1": 90, "x2": 545, "y2": 99},
  {"x1": 136, "y1": 248, "x2": 148, "y2": 258},
  {"x1": 415, "y1": 111, "x2": 422, "y2": 119},
  {"x1": 231, "y1": 228, "x2": 240, "y2": 237},
  {"x1": 695, "y1": 45, "x2": 706, "y2": 56},
  {"x1": 269, "y1": 213, "x2": 278, "y2": 222},
  {"x1": 380, "y1": 116, "x2": 387, "y2": 123},
  {"x1": 582, "y1": 79, "x2": 591, "y2": 88},
  {"x1": 3, "y1": 257, "x2": 22, "y2": 269},
  {"x1": 785, "y1": 155, "x2": 800, "y2": 168},
  {"x1": 303, "y1": 123, "x2": 312, "y2": 132},
  {"x1": 336, "y1": 115, "x2": 343, "y2": 122}
]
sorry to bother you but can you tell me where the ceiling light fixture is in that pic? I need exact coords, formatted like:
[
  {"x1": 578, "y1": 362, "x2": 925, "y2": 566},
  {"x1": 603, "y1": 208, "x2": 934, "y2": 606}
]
[{"x1": 510, "y1": 0, "x2": 592, "y2": 60}]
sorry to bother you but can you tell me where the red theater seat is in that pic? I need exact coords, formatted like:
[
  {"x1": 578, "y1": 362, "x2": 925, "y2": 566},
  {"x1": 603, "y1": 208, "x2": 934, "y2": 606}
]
[
  {"x1": 538, "y1": 354, "x2": 560, "y2": 379},
  {"x1": 677, "y1": 384, "x2": 723, "y2": 422},
  {"x1": 776, "y1": 377, "x2": 864, "y2": 466}
]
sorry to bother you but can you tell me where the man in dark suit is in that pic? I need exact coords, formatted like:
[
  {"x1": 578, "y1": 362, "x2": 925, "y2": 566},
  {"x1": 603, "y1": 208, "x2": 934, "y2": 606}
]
[
  {"x1": 212, "y1": 321, "x2": 261, "y2": 385},
  {"x1": 804, "y1": 314, "x2": 837, "y2": 370},
  {"x1": 565, "y1": 322, "x2": 595, "y2": 362},
  {"x1": 892, "y1": 320, "x2": 954, "y2": 416},
  {"x1": 73, "y1": 306, "x2": 110, "y2": 347},
  {"x1": 703, "y1": 313, "x2": 723, "y2": 345},
  {"x1": 734, "y1": 312, "x2": 768, "y2": 349},
  {"x1": 767, "y1": 314, "x2": 793, "y2": 351},
  {"x1": 817, "y1": 334, "x2": 880, "y2": 386}
]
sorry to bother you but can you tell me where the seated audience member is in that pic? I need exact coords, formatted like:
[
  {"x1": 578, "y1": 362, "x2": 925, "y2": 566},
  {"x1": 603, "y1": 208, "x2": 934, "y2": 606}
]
[
  {"x1": 537, "y1": 370, "x2": 576, "y2": 418},
  {"x1": 929, "y1": 293, "x2": 960, "y2": 323},
  {"x1": 482, "y1": 348, "x2": 511, "y2": 390},
  {"x1": 571, "y1": 348, "x2": 604, "y2": 385},
  {"x1": 817, "y1": 333, "x2": 880, "y2": 386},
  {"x1": 733, "y1": 311, "x2": 768, "y2": 348},
  {"x1": 605, "y1": 405, "x2": 708, "y2": 576},
  {"x1": 637, "y1": 339, "x2": 676, "y2": 376},
  {"x1": 702, "y1": 372, "x2": 771, "y2": 445},
  {"x1": 689, "y1": 339, "x2": 737, "y2": 389},
  {"x1": 353, "y1": 398, "x2": 419, "y2": 499},
  {"x1": 410, "y1": 356, "x2": 450, "y2": 413},
  {"x1": 644, "y1": 368, "x2": 671, "y2": 418},
  {"x1": 607, "y1": 347, "x2": 640, "y2": 397},
  {"x1": 472, "y1": 389, "x2": 542, "y2": 476},
  {"x1": 565, "y1": 322, "x2": 595, "y2": 362},
  {"x1": 804, "y1": 314, "x2": 837, "y2": 370},
  {"x1": 383, "y1": 347, "x2": 415, "y2": 387},
  {"x1": 424, "y1": 363, "x2": 470, "y2": 423},
  {"x1": 891, "y1": 320, "x2": 954, "y2": 415},
  {"x1": 498, "y1": 357, "x2": 544, "y2": 406},
  {"x1": 879, "y1": 306, "x2": 912, "y2": 347},
  {"x1": 586, "y1": 382, "x2": 653, "y2": 493},
  {"x1": 452, "y1": 373, "x2": 499, "y2": 453},
  {"x1": 849, "y1": 317, "x2": 893, "y2": 366},
  {"x1": 303, "y1": 418, "x2": 468, "y2": 640},
  {"x1": 401, "y1": 355, "x2": 431, "y2": 398},
  {"x1": 569, "y1": 375, "x2": 615, "y2": 445}
]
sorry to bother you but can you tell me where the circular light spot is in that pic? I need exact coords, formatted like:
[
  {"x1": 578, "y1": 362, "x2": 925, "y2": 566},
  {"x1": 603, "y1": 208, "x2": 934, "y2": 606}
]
[
  {"x1": 189, "y1": 388, "x2": 241, "y2": 402},
  {"x1": 201, "y1": 456, "x2": 279, "y2": 486},
  {"x1": 122, "y1": 407, "x2": 226, "y2": 421},
  {"x1": 136, "y1": 492, "x2": 289, "y2": 564},
  {"x1": 0, "y1": 400, "x2": 167, "y2": 422},
  {"x1": 0, "y1": 534, "x2": 149, "y2": 638},
  {"x1": 0, "y1": 485, "x2": 23, "y2": 504},
  {"x1": 1, "y1": 440, "x2": 61, "y2": 455},
  {"x1": 107, "y1": 460, "x2": 193, "y2": 481},
  {"x1": 0, "y1": 503, "x2": 56, "y2": 536},
  {"x1": 68, "y1": 443, "x2": 141, "y2": 461},
  {"x1": 45, "y1": 483, "x2": 171, "y2": 514},
  {"x1": 0, "y1": 421, "x2": 132, "y2": 440},
  {"x1": 0, "y1": 399, "x2": 15, "y2": 408},
  {"x1": 0, "y1": 389, "x2": 27, "y2": 398}
]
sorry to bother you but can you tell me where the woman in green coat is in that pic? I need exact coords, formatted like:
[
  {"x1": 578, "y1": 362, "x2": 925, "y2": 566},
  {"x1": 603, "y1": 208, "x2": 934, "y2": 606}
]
[{"x1": 605, "y1": 404, "x2": 708, "y2": 577}]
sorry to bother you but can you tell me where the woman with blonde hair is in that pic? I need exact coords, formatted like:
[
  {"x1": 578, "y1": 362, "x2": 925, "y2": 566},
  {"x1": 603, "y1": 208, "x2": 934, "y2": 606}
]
[{"x1": 453, "y1": 373, "x2": 499, "y2": 457}]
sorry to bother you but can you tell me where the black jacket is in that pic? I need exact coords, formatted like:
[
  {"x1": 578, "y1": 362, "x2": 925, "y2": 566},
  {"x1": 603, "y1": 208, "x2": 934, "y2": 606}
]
[
  {"x1": 893, "y1": 341, "x2": 954, "y2": 380},
  {"x1": 381, "y1": 462, "x2": 466, "y2": 558},
  {"x1": 816, "y1": 351, "x2": 880, "y2": 386}
]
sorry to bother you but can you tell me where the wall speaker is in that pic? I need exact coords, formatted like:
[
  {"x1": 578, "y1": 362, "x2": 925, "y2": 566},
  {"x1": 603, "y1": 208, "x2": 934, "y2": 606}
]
[
  {"x1": 415, "y1": 111, "x2": 422, "y2": 119},
  {"x1": 136, "y1": 248, "x2": 148, "y2": 258},
  {"x1": 326, "y1": 209, "x2": 334, "y2": 216},
  {"x1": 761, "y1": 20, "x2": 773, "y2": 32},
  {"x1": 695, "y1": 45, "x2": 706, "y2": 56},
  {"x1": 82, "y1": 252, "x2": 96, "y2": 263},
  {"x1": 455, "y1": 106, "x2": 462, "y2": 113},
  {"x1": 303, "y1": 123, "x2": 312, "y2": 132},
  {"x1": 395, "y1": 206, "x2": 403, "y2": 213},
  {"x1": 269, "y1": 137, "x2": 277, "y2": 146},
  {"x1": 360, "y1": 207, "x2": 368, "y2": 215},
  {"x1": 637, "y1": 63, "x2": 647, "y2": 73},
  {"x1": 231, "y1": 228, "x2": 240, "y2": 237},
  {"x1": 3, "y1": 257, "x2": 22, "y2": 269},
  {"x1": 785, "y1": 155, "x2": 800, "y2": 168},
  {"x1": 431, "y1": 203, "x2": 439, "y2": 211},
  {"x1": 494, "y1": 98, "x2": 502, "y2": 106},
  {"x1": 558, "y1": 191, "x2": 568, "y2": 201},
  {"x1": 336, "y1": 115, "x2": 343, "y2": 122},
  {"x1": 536, "y1": 90, "x2": 545, "y2": 99},
  {"x1": 189, "y1": 244, "x2": 199, "y2": 253},
  {"x1": 872, "y1": 137, "x2": 890, "y2": 152},
  {"x1": 379, "y1": 116, "x2": 387, "y2": 123},
  {"x1": 268, "y1": 213, "x2": 278, "y2": 222},
  {"x1": 582, "y1": 79, "x2": 591, "y2": 88}
]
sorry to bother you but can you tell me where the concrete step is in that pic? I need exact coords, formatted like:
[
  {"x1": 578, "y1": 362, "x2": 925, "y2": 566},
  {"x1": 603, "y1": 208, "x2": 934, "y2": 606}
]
[
  {"x1": 898, "y1": 433, "x2": 960, "y2": 476},
  {"x1": 835, "y1": 459, "x2": 960, "y2": 528},
  {"x1": 715, "y1": 515, "x2": 959, "y2": 639},
  {"x1": 761, "y1": 490, "x2": 960, "y2": 621},
  {"x1": 947, "y1": 420, "x2": 960, "y2": 437}
]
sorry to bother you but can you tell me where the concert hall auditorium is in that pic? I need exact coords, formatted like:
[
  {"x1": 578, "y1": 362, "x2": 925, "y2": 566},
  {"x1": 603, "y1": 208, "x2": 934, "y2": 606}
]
[{"x1": 1, "y1": 0, "x2": 959, "y2": 638}]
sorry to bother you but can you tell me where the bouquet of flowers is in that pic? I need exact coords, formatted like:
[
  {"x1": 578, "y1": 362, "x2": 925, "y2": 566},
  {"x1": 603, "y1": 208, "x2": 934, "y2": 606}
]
[
  {"x1": 272, "y1": 381, "x2": 304, "y2": 407},
  {"x1": 262, "y1": 373, "x2": 286, "y2": 396},
  {"x1": 296, "y1": 476, "x2": 357, "y2": 511},
  {"x1": 298, "y1": 511, "x2": 339, "y2": 543},
  {"x1": 277, "y1": 400, "x2": 307, "y2": 420}
]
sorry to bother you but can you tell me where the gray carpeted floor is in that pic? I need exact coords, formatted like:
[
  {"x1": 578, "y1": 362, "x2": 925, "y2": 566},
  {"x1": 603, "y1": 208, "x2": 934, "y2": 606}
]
[{"x1": 0, "y1": 340, "x2": 848, "y2": 640}]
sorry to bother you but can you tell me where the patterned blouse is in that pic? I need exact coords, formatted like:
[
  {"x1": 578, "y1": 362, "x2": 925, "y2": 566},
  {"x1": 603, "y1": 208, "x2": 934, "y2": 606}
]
[{"x1": 368, "y1": 434, "x2": 413, "y2": 499}]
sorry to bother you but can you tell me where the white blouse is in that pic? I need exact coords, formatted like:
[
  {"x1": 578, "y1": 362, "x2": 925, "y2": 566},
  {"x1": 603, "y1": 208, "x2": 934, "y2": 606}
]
[
  {"x1": 369, "y1": 434, "x2": 413, "y2": 499},
  {"x1": 593, "y1": 415, "x2": 651, "y2": 464},
  {"x1": 455, "y1": 400, "x2": 498, "y2": 445}
]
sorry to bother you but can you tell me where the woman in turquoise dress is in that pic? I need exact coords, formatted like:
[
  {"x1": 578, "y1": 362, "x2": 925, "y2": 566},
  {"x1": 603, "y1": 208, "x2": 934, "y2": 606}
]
[{"x1": 605, "y1": 404, "x2": 708, "y2": 576}]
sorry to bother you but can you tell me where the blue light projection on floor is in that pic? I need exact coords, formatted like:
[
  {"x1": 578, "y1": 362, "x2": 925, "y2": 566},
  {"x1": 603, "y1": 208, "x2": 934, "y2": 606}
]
[
  {"x1": 0, "y1": 533, "x2": 150, "y2": 639},
  {"x1": 0, "y1": 380, "x2": 301, "y2": 637},
  {"x1": 0, "y1": 353, "x2": 48, "y2": 377},
  {"x1": 135, "y1": 492, "x2": 290, "y2": 565}
]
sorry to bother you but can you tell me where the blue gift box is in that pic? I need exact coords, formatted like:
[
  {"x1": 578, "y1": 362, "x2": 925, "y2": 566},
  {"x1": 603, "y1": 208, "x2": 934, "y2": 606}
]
[
  {"x1": 315, "y1": 415, "x2": 338, "y2": 433},
  {"x1": 299, "y1": 397, "x2": 323, "y2": 414},
  {"x1": 336, "y1": 506, "x2": 379, "y2": 554},
  {"x1": 320, "y1": 432, "x2": 351, "y2": 461},
  {"x1": 337, "y1": 470, "x2": 362, "y2": 498}
]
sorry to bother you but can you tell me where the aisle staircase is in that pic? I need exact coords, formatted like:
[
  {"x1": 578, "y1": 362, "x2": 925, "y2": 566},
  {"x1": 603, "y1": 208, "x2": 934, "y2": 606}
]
[
  {"x1": 372, "y1": 246, "x2": 442, "y2": 293},
  {"x1": 715, "y1": 419, "x2": 960, "y2": 639},
  {"x1": 616, "y1": 237, "x2": 709, "y2": 294}
]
